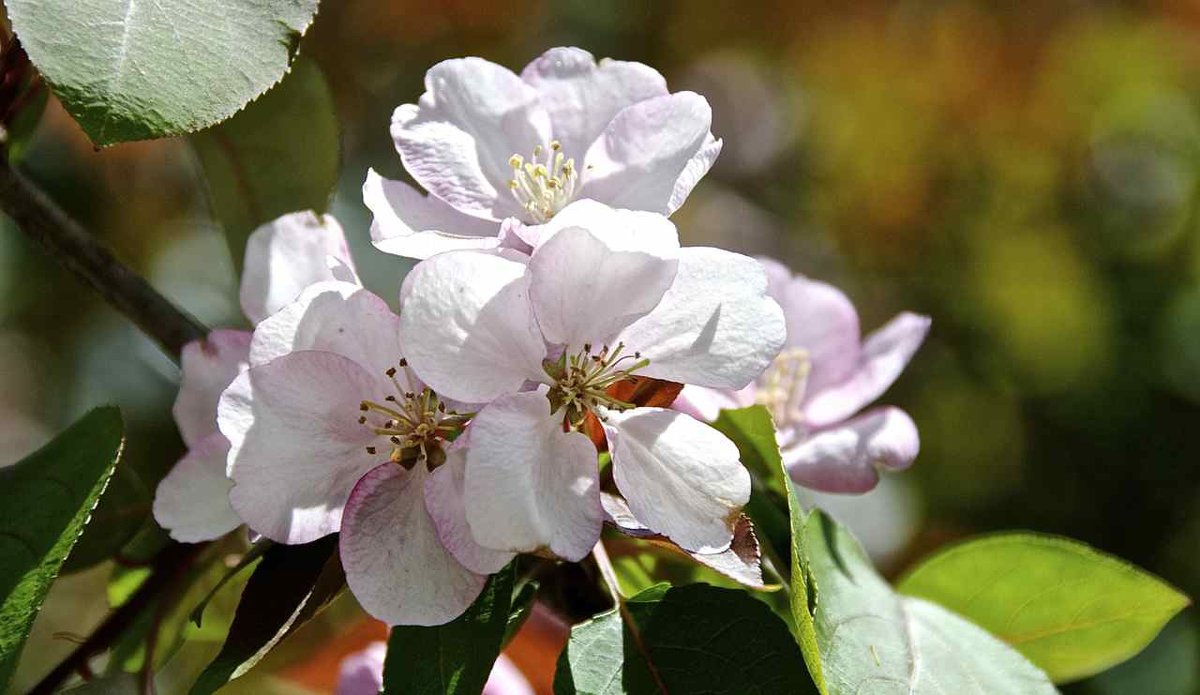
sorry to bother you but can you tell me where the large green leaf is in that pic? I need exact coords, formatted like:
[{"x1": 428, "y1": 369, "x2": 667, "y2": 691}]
[
  {"x1": 190, "y1": 57, "x2": 340, "y2": 270},
  {"x1": 0, "y1": 407, "x2": 124, "y2": 690},
  {"x1": 784, "y1": 478, "x2": 826, "y2": 695},
  {"x1": 896, "y1": 533, "x2": 1190, "y2": 683},
  {"x1": 382, "y1": 564, "x2": 515, "y2": 694},
  {"x1": 803, "y1": 512, "x2": 1056, "y2": 694},
  {"x1": 7, "y1": 0, "x2": 320, "y2": 146},
  {"x1": 190, "y1": 535, "x2": 344, "y2": 694},
  {"x1": 554, "y1": 583, "x2": 814, "y2": 694}
]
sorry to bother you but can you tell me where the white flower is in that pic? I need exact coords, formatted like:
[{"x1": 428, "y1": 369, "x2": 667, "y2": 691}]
[
  {"x1": 219, "y1": 279, "x2": 496, "y2": 625},
  {"x1": 677, "y1": 257, "x2": 931, "y2": 493},
  {"x1": 398, "y1": 202, "x2": 785, "y2": 560},
  {"x1": 152, "y1": 212, "x2": 359, "y2": 543},
  {"x1": 364, "y1": 47, "x2": 722, "y2": 259}
]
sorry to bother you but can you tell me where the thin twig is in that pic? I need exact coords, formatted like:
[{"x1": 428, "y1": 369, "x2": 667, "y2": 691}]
[
  {"x1": 590, "y1": 541, "x2": 671, "y2": 694},
  {"x1": 0, "y1": 153, "x2": 207, "y2": 361}
]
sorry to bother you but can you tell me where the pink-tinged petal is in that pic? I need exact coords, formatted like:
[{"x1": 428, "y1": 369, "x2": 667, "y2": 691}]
[
  {"x1": 529, "y1": 223, "x2": 677, "y2": 348},
  {"x1": 152, "y1": 433, "x2": 240, "y2": 543},
  {"x1": 671, "y1": 384, "x2": 756, "y2": 422},
  {"x1": 520, "y1": 47, "x2": 667, "y2": 159},
  {"x1": 606, "y1": 407, "x2": 749, "y2": 554},
  {"x1": 363, "y1": 169, "x2": 502, "y2": 260},
  {"x1": 667, "y1": 135, "x2": 723, "y2": 215},
  {"x1": 580, "y1": 92, "x2": 714, "y2": 214},
  {"x1": 755, "y1": 256, "x2": 795, "y2": 305},
  {"x1": 618, "y1": 247, "x2": 786, "y2": 389},
  {"x1": 424, "y1": 444, "x2": 515, "y2": 575},
  {"x1": 219, "y1": 352, "x2": 385, "y2": 544},
  {"x1": 783, "y1": 406, "x2": 920, "y2": 494},
  {"x1": 515, "y1": 197, "x2": 681, "y2": 252},
  {"x1": 484, "y1": 655, "x2": 535, "y2": 695},
  {"x1": 239, "y1": 212, "x2": 359, "y2": 325},
  {"x1": 341, "y1": 462, "x2": 487, "y2": 626},
  {"x1": 335, "y1": 642, "x2": 386, "y2": 695},
  {"x1": 464, "y1": 392, "x2": 601, "y2": 561},
  {"x1": 391, "y1": 58, "x2": 551, "y2": 220},
  {"x1": 778, "y1": 275, "x2": 862, "y2": 398},
  {"x1": 250, "y1": 284, "x2": 406, "y2": 389},
  {"x1": 398, "y1": 250, "x2": 546, "y2": 404},
  {"x1": 173, "y1": 329, "x2": 251, "y2": 447},
  {"x1": 804, "y1": 312, "x2": 931, "y2": 427}
]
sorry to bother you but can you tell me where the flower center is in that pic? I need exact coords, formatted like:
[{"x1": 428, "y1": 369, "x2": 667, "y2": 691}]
[
  {"x1": 358, "y1": 358, "x2": 470, "y2": 470},
  {"x1": 544, "y1": 343, "x2": 650, "y2": 427},
  {"x1": 755, "y1": 347, "x2": 810, "y2": 427},
  {"x1": 507, "y1": 140, "x2": 582, "y2": 223}
]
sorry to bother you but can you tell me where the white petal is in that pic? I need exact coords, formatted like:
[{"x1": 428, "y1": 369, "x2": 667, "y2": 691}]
[
  {"x1": 520, "y1": 47, "x2": 667, "y2": 158},
  {"x1": 398, "y1": 250, "x2": 546, "y2": 404},
  {"x1": 219, "y1": 352, "x2": 385, "y2": 544},
  {"x1": 391, "y1": 58, "x2": 550, "y2": 219},
  {"x1": 250, "y1": 283, "x2": 405, "y2": 388},
  {"x1": 618, "y1": 247, "x2": 786, "y2": 389},
  {"x1": 173, "y1": 330, "x2": 251, "y2": 447},
  {"x1": 783, "y1": 406, "x2": 920, "y2": 494},
  {"x1": 529, "y1": 224, "x2": 677, "y2": 348},
  {"x1": 671, "y1": 384, "x2": 756, "y2": 422},
  {"x1": 525, "y1": 198, "x2": 680, "y2": 252},
  {"x1": 152, "y1": 433, "x2": 240, "y2": 543},
  {"x1": 804, "y1": 312, "x2": 931, "y2": 427},
  {"x1": 239, "y1": 212, "x2": 359, "y2": 325},
  {"x1": 464, "y1": 392, "x2": 601, "y2": 561},
  {"x1": 605, "y1": 407, "x2": 749, "y2": 553},
  {"x1": 667, "y1": 135, "x2": 723, "y2": 214},
  {"x1": 363, "y1": 169, "x2": 502, "y2": 260},
  {"x1": 424, "y1": 444, "x2": 515, "y2": 575},
  {"x1": 580, "y1": 92, "x2": 715, "y2": 214},
  {"x1": 341, "y1": 463, "x2": 486, "y2": 626}
]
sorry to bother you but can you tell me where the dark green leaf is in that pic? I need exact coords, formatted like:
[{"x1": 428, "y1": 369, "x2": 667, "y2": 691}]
[
  {"x1": 8, "y1": 0, "x2": 320, "y2": 145},
  {"x1": 554, "y1": 583, "x2": 814, "y2": 695},
  {"x1": 190, "y1": 535, "x2": 344, "y2": 694},
  {"x1": 803, "y1": 511, "x2": 1056, "y2": 694},
  {"x1": 0, "y1": 406, "x2": 124, "y2": 691},
  {"x1": 897, "y1": 532, "x2": 1191, "y2": 683},
  {"x1": 784, "y1": 478, "x2": 826, "y2": 695},
  {"x1": 502, "y1": 579, "x2": 539, "y2": 648},
  {"x1": 190, "y1": 540, "x2": 273, "y2": 627},
  {"x1": 62, "y1": 673, "x2": 139, "y2": 693},
  {"x1": 190, "y1": 57, "x2": 339, "y2": 270},
  {"x1": 382, "y1": 564, "x2": 515, "y2": 695}
]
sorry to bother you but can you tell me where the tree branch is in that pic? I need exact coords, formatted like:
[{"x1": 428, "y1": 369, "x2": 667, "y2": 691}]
[{"x1": 0, "y1": 154, "x2": 207, "y2": 361}]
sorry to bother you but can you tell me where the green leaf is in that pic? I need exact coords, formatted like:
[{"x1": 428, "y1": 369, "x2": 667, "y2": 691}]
[
  {"x1": 554, "y1": 583, "x2": 814, "y2": 695},
  {"x1": 190, "y1": 57, "x2": 340, "y2": 270},
  {"x1": 190, "y1": 540, "x2": 273, "y2": 628},
  {"x1": 63, "y1": 673, "x2": 139, "y2": 693},
  {"x1": 190, "y1": 535, "x2": 344, "y2": 694},
  {"x1": 7, "y1": 0, "x2": 320, "y2": 146},
  {"x1": 382, "y1": 564, "x2": 515, "y2": 695},
  {"x1": 804, "y1": 511, "x2": 1056, "y2": 694},
  {"x1": 896, "y1": 532, "x2": 1191, "y2": 683},
  {"x1": 784, "y1": 478, "x2": 826, "y2": 695},
  {"x1": 0, "y1": 406, "x2": 124, "y2": 691}
]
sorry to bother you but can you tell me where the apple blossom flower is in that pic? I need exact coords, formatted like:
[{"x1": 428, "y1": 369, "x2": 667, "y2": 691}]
[
  {"x1": 335, "y1": 642, "x2": 534, "y2": 695},
  {"x1": 152, "y1": 212, "x2": 359, "y2": 543},
  {"x1": 219, "y1": 278, "x2": 497, "y2": 625},
  {"x1": 398, "y1": 201, "x2": 785, "y2": 561},
  {"x1": 676, "y1": 257, "x2": 931, "y2": 494},
  {"x1": 363, "y1": 47, "x2": 722, "y2": 259}
]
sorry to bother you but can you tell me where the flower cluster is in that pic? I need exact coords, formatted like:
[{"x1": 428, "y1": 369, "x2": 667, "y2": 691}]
[{"x1": 153, "y1": 47, "x2": 927, "y2": 627}]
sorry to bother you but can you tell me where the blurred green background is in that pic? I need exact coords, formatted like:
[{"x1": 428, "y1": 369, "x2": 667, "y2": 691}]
[{"x1": 4, "y1": 1, "x2": 1199, "y2": 692}]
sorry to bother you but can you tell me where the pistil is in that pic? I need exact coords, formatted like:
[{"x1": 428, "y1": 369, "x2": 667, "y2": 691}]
[
  {"x1": 357, "y1": 358, "x2": 470, "y2": 469},
  {"x1": 544, "y1": 343, "x2": 650, "y2": 428},
  {"x1": 508, "y1": 140, "x2": 581, "y2": 222}
]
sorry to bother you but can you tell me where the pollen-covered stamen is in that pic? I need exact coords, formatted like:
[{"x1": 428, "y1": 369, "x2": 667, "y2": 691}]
[
  {"x1": 358, "y1": 358, "x2": 470, "y2": 469},
  {"x1": 544, "y1": 342, "x2": 650, "y2": 427},
  {"x1": 755, "y1": 347, "x2": 810, "y2": 427},
  {"x1": 507, "y1": 140, "x2": 583, "y2": 223}
]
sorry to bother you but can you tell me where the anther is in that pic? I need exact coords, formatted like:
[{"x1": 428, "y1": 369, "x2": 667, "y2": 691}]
[
  {"x1": 398, "y1": 358, "x2": 408, "y2": 367},
  {"x1": 358, "y1": 416, "x2": 367, "y2": 424},
  {"x1": 385, "y1": 395, "x2": 397, "y2": 402},
  {"x1": 386, "y1": 367, "x2": 396, "y2": 378},
  {"x1": 366, "y1": 446, "x2": 377, "y2": 455},
  {"x1": 359, "y1": 402, "x2": 368, "y2": 412}
]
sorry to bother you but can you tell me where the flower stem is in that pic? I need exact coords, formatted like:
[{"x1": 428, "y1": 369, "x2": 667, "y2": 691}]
[{"x1": 0, "y1": 153, "x2": 207, "y2": 362}]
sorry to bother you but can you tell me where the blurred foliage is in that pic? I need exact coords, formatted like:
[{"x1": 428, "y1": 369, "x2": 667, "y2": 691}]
[{"x1": 4, "y1": 0, "x2": 1200, "y2": 691}]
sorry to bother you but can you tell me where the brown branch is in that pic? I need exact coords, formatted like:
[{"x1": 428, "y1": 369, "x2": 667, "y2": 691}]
[{"x1": 0, "y1": 153, "x2": 207, "y2": 361}]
